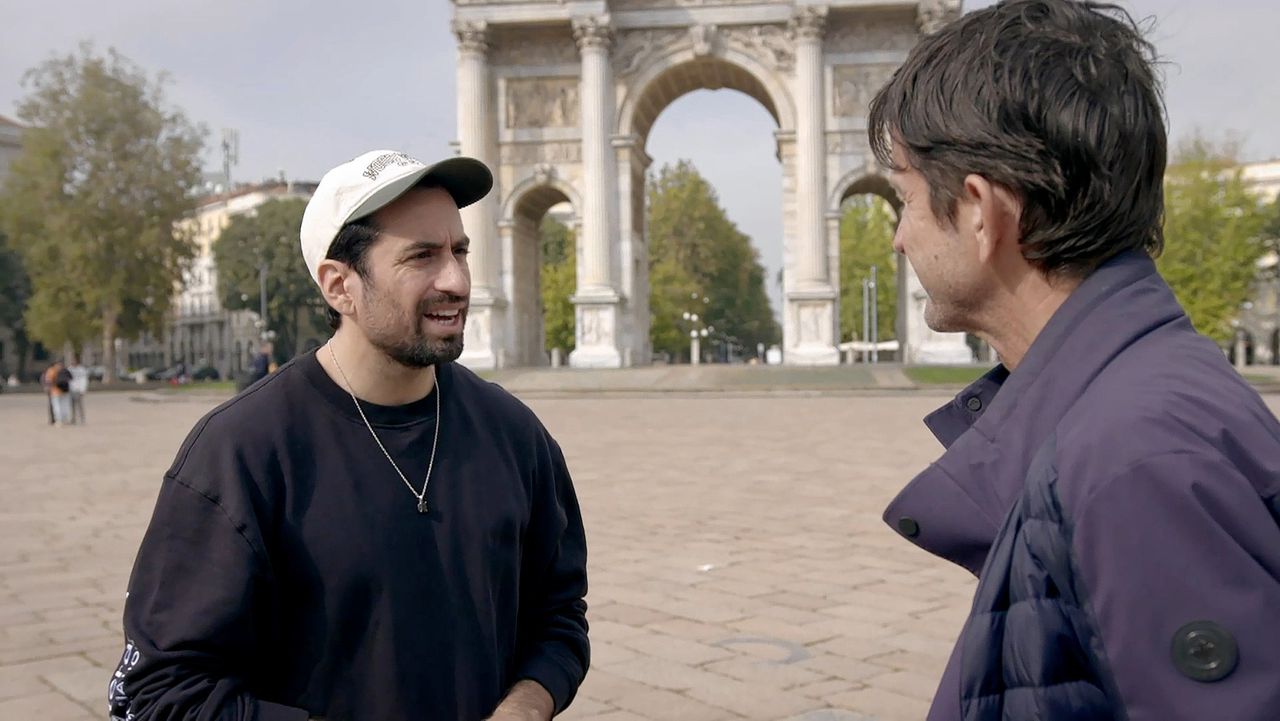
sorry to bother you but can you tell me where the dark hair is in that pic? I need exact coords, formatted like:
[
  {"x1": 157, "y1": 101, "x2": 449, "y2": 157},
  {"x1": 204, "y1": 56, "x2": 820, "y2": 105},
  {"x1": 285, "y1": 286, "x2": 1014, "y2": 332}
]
[
  {"x1": 323, "y1": 217, "x2": 379, "y2": 330},
  {"x1": 868, "y1": 0, "x2": 1167, "y2": 277}
]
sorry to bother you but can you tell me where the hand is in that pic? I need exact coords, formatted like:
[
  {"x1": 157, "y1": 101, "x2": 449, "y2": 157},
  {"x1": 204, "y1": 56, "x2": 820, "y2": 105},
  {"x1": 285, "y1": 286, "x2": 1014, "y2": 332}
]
[{"x1": 484, "y1": 680, "x2": 554, "y2": 721}]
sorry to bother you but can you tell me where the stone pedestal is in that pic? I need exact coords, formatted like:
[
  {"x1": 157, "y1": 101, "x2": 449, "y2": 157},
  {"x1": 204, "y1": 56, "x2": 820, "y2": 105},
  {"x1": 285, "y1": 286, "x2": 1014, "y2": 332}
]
[
  {"x1": 901, "y1": 260, "x2": 975, "y2": 365},
  {"x1": 569, "y1": 293, "x2": 623, "y2": 368}
]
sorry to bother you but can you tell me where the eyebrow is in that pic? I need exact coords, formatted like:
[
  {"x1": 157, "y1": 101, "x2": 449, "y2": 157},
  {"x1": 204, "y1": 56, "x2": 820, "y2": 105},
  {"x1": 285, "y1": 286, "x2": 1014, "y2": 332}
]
[{"x1": 400, "y1": 236, "x2": 470, "y2": 256}]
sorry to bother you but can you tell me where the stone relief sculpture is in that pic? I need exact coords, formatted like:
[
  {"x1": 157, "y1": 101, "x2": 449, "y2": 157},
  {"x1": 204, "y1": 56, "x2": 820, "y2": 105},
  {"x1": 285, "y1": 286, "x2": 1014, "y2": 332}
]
[
  {"x1": 917, "y1": 0, "x2": 963, "y2": 34},
  {"x1": 580, "y1": 308, "x2": 601, "y2": 346},
  {"x1": 832, "y1": 64, "x2": 898, "y2": 118},
  {"x1": 499, "y1": 142, "x2": 582, "y2": 166},
  {"x1": 613, "y1": 28, "x2": 688, "y2": 77},
  {"x1": 490, "y1": 31, "x2": 578, "y2": 67},
  {"x1": 505, "y1": 77, "x2": 579, "y2": 129},
  {"x1": 721, "y1": 25, "x2": 794, "y2": 71},
  {"x1": 825, "y1": 17, "x2": 918, "y2": 53},
  {"x1": 689, "y1": 24, "x2": 719, "y2": 57}
]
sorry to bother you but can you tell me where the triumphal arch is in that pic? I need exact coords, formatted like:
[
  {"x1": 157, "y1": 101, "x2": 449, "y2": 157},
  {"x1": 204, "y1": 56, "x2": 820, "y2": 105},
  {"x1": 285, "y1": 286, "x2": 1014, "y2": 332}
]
[{"x1": 450, "y1": 0, "x2": 974, "y2": 368}]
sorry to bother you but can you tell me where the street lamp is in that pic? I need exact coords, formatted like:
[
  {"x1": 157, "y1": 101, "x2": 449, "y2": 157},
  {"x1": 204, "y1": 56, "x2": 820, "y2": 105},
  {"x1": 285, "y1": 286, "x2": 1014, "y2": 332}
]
[
  {"x1": 681, "y1": 295, "x2": 712, "y2": 364},
  {"x1": 258, "y1": 259, "x2": 270, "y2": 341}
]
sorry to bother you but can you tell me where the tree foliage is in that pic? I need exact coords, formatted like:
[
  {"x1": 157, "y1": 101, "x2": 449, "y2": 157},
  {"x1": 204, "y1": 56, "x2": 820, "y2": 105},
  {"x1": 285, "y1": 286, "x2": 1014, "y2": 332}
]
[
  {"x1": 0, "y1": 232, "x2": 33, "y2": 376},
  {"x1": 646, "y1": 161, "x2": 779, "y2": 360},
  {"x1": 214, "y1": 197, "x2": 326, "y2": 361},
  {"x1": 0, "y1": 45, "x2": 204, "y2": 379},
  {"x1": 838, "y1": 195, "x2": 898, "y2": 344},
  {"x1": 539, "y1": 215, "x2": 576, "y2": 353},
  {"x1": 1158, "y1": 137, "x2": 1269, "y2": 345}
]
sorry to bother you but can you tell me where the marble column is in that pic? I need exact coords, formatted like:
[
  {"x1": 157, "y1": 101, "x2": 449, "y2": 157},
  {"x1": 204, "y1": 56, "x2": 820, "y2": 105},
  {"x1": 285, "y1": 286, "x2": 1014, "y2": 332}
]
[
  {"x1": 793, "y1": 5, "x2": 829, "y2": 289},
  {"x1": 573, "y1": 15, "x2": 615, "y2": 295},
  {"x1": 569, "y1": 14, "x2": 623, "y2": 368},
  {"x1": 785, "y1": 6, "x2": 839, "y2": 365},
  {"x1": 452, "y1": 19, "x2": 504, "y2": 368}
]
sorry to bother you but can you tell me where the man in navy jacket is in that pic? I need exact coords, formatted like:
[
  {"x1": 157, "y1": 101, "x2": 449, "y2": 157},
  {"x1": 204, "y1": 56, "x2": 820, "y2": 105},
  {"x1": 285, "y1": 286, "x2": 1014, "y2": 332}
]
[{"x1": 870, "y1": 2, "x2": 1280, "y2": 719}]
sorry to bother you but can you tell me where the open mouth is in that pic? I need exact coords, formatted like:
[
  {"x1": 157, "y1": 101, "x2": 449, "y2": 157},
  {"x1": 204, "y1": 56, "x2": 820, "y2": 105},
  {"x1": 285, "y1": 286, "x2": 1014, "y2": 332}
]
[{"x1": 424, "y1": 308, "x2": 464, "y2": 330}]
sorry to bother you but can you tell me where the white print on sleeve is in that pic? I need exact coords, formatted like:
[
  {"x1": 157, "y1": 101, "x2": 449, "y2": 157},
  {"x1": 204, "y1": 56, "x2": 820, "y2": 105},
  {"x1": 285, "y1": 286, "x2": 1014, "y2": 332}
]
[{"x1": 108, "y1": 638, "x2": 141, "y2": 721}]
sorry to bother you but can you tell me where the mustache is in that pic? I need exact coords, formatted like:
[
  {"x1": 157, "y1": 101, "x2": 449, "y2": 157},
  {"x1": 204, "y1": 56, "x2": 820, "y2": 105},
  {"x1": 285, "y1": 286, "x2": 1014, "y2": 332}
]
[{"x1": 418, "y1": 294, "x2": 468, "y2": 313}]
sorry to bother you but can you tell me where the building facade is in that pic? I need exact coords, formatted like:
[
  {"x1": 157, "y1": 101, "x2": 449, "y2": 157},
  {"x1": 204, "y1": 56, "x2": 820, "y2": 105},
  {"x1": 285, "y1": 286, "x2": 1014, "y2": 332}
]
[{"x1": 121, "y1": 181, "x2": 318, "y2": 380}]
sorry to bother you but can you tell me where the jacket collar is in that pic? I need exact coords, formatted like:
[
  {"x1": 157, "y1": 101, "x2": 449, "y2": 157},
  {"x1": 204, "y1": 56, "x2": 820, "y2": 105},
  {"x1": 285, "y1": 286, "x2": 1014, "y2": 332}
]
[{"x1": 883, "y1": 250, "x2": 1187, "y2": 573}]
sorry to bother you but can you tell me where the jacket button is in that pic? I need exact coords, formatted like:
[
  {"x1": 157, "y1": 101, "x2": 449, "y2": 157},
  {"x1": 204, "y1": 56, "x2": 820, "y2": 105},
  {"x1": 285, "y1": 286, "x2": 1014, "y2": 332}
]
[
  {"x1": 1171, "y1": 620, "x2": 1237, "y2": 682},
  {"x1": 965, "y1": 396, "x2": 983, "y2": 412},
  {"x1": 897, "y1": 517, "x2": 920, "y2": 538}
]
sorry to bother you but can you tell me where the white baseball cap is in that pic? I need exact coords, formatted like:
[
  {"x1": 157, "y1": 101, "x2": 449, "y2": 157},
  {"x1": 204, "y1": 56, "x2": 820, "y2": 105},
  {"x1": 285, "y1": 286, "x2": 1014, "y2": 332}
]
[{"x1": 299, "y1": 149, "x2": 493, "y2": 284}]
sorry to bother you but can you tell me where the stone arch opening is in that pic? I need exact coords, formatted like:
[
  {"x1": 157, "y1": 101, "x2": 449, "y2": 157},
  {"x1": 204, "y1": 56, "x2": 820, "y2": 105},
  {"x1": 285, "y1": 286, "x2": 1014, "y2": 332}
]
[
  {"x1": 504, "y1": 182, "x2": 579, "y2": 367},
  {"x1": 832, "y1": 174, "x2": 901, "y2": 358},
  {"x1": 622, "y1": 56, "x2": 786, "y2": 145},
  {"x1": 617, "y1": 53, "x2": 795, "y2": 365}
]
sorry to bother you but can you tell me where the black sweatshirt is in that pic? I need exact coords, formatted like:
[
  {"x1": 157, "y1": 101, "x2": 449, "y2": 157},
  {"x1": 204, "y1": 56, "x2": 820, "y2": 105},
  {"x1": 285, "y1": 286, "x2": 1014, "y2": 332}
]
[{"x1": 109, "y1": 351, "x2": 589, "y2": 721}]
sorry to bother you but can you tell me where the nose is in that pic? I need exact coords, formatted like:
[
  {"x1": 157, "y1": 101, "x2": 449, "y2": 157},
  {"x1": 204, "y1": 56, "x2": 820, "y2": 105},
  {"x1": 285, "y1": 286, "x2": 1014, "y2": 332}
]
[
  {"x1": 892, "y1": 224, "x2": 906, "y2": 255},
  {"x1": 436, "y1": 250, "x2": 471, "y2": 298}
]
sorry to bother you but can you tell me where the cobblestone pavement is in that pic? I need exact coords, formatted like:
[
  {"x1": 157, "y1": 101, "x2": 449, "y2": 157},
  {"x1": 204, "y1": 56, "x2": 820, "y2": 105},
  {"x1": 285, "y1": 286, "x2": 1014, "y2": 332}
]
[{"x1": 3, "y1": 390, "x2": 1276, "y2": 721}]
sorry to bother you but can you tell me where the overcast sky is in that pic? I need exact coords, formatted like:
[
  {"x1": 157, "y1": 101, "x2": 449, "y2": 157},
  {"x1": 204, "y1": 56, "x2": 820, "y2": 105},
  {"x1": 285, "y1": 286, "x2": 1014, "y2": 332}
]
[{"x1": 3, "y1": 1, "x2": 1277, "y2": 316}]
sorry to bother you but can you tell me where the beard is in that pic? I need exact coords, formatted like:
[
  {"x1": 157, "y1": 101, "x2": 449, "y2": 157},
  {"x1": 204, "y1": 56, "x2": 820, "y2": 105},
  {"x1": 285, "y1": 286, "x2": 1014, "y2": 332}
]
[
  {"x1": 371, "y1": 321, "x2": 465, "y2": 369},
  {"x1": 361, "y1": 285, "x2": 468, "y2": 369}
]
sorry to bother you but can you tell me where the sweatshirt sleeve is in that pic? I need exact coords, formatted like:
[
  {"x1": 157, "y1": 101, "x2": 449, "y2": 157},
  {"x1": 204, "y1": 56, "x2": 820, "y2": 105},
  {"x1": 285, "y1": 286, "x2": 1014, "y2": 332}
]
[
  {"x1": 513, "y1": 430, "x2": 590, "y2": 715},
  {"x1": 1069, "y1": 450, "x2": 1280, "y2": 721},
  {"x1": 109, "y1": 475, "x2": 309, "y2": 721}
]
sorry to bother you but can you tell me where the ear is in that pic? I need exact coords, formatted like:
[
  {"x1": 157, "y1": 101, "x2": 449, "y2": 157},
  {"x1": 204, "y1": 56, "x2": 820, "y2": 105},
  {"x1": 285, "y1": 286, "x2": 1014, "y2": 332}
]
[
  {"x1": 962, "y1": 174, "x2": 1022, "y2": 265},
  {"x1": 316, "y1": 259, "x2": 359, "y2": 320}
]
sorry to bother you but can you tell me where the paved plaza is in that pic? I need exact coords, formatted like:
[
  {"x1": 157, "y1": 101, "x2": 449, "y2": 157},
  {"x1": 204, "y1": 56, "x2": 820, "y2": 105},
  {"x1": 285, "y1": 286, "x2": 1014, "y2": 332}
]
[{"x1": 3, "y1": 388, "x2": 1277, "y2": 721}]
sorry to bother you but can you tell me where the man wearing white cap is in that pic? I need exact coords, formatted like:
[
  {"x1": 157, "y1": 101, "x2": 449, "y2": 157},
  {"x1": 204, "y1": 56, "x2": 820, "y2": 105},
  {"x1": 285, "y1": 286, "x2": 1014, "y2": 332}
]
[{"x1": 110, "y1": 151, "x2": 589, "y2": 721}]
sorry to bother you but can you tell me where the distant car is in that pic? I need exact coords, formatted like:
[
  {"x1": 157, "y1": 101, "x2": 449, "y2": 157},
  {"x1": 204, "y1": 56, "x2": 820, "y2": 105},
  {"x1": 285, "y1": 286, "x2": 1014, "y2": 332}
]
[
  {"x1": 154, "y1": 365, "x2": 189, "y2": 383},
  {"x1": 192, "y1": 366, "x2": 220, "y2": 381}
]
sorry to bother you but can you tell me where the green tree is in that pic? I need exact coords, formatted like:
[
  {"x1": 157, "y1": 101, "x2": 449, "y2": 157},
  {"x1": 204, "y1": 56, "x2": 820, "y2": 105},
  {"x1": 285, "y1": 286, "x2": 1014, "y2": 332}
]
[
  {"x1": 0, "y1": 45, "x2": 204, "y2": 381},
  {"x1": 214, "y1": 197, "x2": 326, "y2": 362},
  {"x1": 838, "y1": 195, "x2": 898, "y2": 344},
  {"x1": 0, "y1": 232, "x2": 33, "y2": 377},
  {"x1": 1159, "y1": 137, "x2": 1269, "y2": 345},
  {"x1": 646, "y1": 161, "x2": 780, "y2": 360},
  {"x1": 539, "y1": 216, "x2": 576, "y2": 353}
]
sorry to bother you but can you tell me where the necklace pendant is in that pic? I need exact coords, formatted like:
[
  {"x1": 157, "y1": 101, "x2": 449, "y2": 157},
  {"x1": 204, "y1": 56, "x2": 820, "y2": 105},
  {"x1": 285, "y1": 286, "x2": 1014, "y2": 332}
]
[{"x1": 417, "y1": 497, "x2": 429, "y2": 514}]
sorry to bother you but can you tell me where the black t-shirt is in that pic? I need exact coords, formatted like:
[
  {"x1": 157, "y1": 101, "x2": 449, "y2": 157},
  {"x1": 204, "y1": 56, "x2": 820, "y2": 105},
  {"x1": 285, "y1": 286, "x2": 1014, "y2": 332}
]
[{"x1": 111, "y1": 350, "x2": 589, "y2": 721}]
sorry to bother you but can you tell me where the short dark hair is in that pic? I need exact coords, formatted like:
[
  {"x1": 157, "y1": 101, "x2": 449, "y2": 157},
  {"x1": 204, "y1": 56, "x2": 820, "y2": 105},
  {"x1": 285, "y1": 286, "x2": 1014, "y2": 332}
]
[
  {"x1": 868, "y1": 0, "x2": 1167, "y2": 277},
  {"x1": 323, "y1": 217, "x2": 379, "y2": 330}
]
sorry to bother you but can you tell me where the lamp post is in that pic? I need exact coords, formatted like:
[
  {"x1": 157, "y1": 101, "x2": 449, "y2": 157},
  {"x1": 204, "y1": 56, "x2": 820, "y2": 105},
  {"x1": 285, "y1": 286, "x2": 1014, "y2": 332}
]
[{"x1": 681, "y1": 292, "x2": 712, "y2": 364}]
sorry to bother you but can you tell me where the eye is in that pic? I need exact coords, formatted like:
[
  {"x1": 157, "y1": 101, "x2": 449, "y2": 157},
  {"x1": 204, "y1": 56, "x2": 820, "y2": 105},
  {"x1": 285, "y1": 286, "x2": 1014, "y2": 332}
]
[{"x1": 455, "y1": 247, "x2": 471, "y2": 256}]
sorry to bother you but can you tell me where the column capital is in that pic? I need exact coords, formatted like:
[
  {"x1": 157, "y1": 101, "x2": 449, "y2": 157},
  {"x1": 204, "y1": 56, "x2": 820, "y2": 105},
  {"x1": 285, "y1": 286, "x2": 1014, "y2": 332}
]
[
  {"x1": 573, "y1": 14, "x2": 614, "y2": 52},
  {"x1": 789, "y1": 5, "x2": 828, "y2": 42},
  {"x1": 917, "y1": 0, "x2": 962, "y2": 35},
  {"x1": 452, "y1": 19, "x2": 489, "y2": 55}
]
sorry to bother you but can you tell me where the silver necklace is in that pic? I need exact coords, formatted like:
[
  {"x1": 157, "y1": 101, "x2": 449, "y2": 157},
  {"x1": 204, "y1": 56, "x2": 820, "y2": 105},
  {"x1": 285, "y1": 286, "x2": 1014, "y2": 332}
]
[{"x1": 328, "y1": 344, "x2": 440, "y2": 514}]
